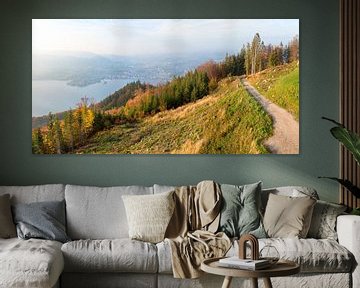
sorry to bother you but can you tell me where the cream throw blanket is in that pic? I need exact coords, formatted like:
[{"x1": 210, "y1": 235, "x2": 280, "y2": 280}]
[{"x1": 165, "y1": 181, "x2": 231, "y2": 278}]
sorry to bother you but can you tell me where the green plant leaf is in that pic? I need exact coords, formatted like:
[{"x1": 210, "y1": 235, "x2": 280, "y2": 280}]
[
  {"x1": 351, "y1": 208, "x2": 360, "y2": 215},
  {"x1": 318, "y1": 177, "x2": 360, "y2": 198},
  {"x1": 330, "y1": 127, "x2": 360, "y2": 165},
  {"x1": 322, "y1": 117, "x2": 360, "y2": 165},
  {"x1": 322, "y1": 116, "x2": 344, "y2": 127}
]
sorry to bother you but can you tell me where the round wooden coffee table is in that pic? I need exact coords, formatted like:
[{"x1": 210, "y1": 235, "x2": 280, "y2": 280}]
[{"x1": 201, "y1": 257, "x2": 300, "y2": 288}]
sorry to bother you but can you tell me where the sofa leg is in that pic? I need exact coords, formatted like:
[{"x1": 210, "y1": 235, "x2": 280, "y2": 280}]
[
  {"x1": 222, "y1": 276, "x2": 232, "y2": 288},
  {"x1": 251, "y1": 278, "x2": 258, "y2": 288},
  {"x1": 263, "y1": 277, "x2": 273, "y2": 288}
]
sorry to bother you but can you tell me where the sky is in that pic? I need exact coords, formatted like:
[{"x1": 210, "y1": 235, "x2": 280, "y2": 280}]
[{"x1": 32, "y1": 19, "x2": 299, "y2": 56}]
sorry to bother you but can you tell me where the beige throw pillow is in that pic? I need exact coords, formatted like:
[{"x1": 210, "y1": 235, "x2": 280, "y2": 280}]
[
  {"x1": 122, "y1": 191, "x2": 175, "y2": 243},
  {"x1": 263, "y1": 193, "x2": 316, "y2": 238},
  {"x1": 0, "y1": 194, "x2": 16, "y2": 238}
]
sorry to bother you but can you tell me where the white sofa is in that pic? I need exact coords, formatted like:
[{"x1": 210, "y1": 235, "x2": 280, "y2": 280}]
[{"x1": 0, "y1": 184, "x2": 358, "y2": 288}]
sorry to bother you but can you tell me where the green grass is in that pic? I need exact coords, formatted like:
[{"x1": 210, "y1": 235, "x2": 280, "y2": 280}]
[
  {"x1": 247, "y1": 62, "x2": 299, "y2": 120},
  {"x1": 74, "y1": 77, "x2": 273, "y2": 154}
]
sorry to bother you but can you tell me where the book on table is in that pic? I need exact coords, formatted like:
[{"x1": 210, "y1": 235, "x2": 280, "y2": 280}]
[{"x1": 218, "y1": 257, "x2": 271, "y2": 270}]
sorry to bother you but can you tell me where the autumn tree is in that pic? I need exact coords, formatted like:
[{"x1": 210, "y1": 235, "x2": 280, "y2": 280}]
[
  {"x1": 289, "y1": 35, "x2": 299, "y2": 62},
  {"x1": 197, "y1": 60, "x2": 222, "y2": 81}
]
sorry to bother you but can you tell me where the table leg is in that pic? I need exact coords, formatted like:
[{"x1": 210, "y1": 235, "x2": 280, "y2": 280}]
[
  {"x1": 221, "y1": 276, "x2": 233, "y2": 288},
  {"x1": 251, "y1": 278, "x2": 258, "y2": 288},
  {"x1": 263, "y1": 277, "x2": 273, "y2": 288}
]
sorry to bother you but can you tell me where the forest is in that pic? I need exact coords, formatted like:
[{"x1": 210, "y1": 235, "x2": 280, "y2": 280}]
[{"x1": 32, "y1": 33, "x2": 299, "y2": 154}]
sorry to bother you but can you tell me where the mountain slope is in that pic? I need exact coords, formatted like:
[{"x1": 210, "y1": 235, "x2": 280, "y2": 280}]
[
  {"x1": 98, "y1": 81, "x2": 149, "y2": 110},
  {"x1": 73, "y1": 77, "x2": 273, "y2": 154},
  {"x1": 247, "y1": 62, "x2": 299, "y2": 120}
]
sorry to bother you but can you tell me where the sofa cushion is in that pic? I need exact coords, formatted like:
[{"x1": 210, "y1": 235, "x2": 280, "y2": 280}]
[
  {"x1": 65, "y1": 185, "x2": 153, "y2": 239},
  {"x1": 261, "y1": 186, "x2": 319, "y2": 213},
  {"x1": 233, "y1": 238, "x2": 353, "y2": 273},
  {"x1": 262, "y1": 238, "x2": 354, "y2": 273},
  {"x1": 0, "y1": 238, "x2": 64, "y2": 288},
  {"x1": 122, "y1": 191, "x2": 175, "y2": 243},
  {"x1": 263, "y1": 194, "x2": 316, "y2": 238},
  {"x1": 0, "y1": 194, "x2": 16, "y2": 238},
  {"x1": 157, "y1": 238, "x2": 353, "y2": 274},
  {"x1": 0, "y1": 184, "x2": 65, "y2": 204},
  {"x1": 61, "y1": 239, "x2": 158, "y2": 273},
  {"x1": 307, "y1": 200, "x2": 347, "y2": 240},
  {"x1": 12, "y1": 200, "x2": 70, "y2": 243},
  {"x1": 156, "y1": 240, "x2": 173, "y2": 274},
  {"x1": 218, "y1": 182, "x2": 266, "y2": 238}
]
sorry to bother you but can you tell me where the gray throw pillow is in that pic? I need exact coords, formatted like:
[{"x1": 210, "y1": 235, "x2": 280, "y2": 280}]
[
  {"x1": 12, "y1": 200, "x2": 70, "y2": 243},
  {"x1": 307, "y1": 200, "x2": 347, "y2": 240},
  {"x1": 218, "y1": 182, "x2": 266, "y2": 238},
  {"x1": 0, "y1": 194, "x2": 16, "y2": 238}
]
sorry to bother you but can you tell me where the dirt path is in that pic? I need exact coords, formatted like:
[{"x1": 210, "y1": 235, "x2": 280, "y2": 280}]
[{"x1": 240, "y1": 78, "x2": 299, "y2": 154}]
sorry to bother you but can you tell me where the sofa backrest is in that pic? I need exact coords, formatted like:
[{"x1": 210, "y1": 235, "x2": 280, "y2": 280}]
[
  {"x1": 0, "y1": 184, "x2": 320, "y2": 240},
  {"x1": 153, "y1": 184, "x2": 176, "y2": 194},
  {"x1": 0, "y1": 184, "x2": 65, "y2": 204},
  {"x1": 65, "y1": 184, "x2": 154, "y2": 240}
]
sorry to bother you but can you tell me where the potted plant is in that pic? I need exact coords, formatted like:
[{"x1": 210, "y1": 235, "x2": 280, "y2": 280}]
[{"x1": 320, "y1": 117, "x2": 360, "y2": 215}]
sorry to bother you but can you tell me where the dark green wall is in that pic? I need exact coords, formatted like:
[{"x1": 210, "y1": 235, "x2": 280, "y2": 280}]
[{"x1": 0, "y1": 0, "x2": 340, "y2": 202}]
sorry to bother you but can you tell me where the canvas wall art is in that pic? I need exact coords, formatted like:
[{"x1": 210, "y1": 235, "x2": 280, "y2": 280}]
[{"x1": 32, "y1": 19, "x2": 299, "y2": 154}]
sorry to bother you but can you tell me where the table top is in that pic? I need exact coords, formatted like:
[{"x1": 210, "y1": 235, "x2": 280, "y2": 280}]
[{"x1": 201, "y1": 257, "x2": 300, "y2": 278}]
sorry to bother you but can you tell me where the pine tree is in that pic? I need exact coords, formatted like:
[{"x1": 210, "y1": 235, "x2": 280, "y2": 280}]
[
  {"x1": 32, "y1": 128, "x2": 45, "y2": 154},
  {"x1": 53, "y1": 116, "x2": 64, "y2": 154},
  {"x1": 63, "y1": 109, "x2": 75, "y2": 151},
  {"x1": 250, "y1": 33, "x2": 262, "y2": 74},
  {"x1": 245, "y1": 43, "x2": 252, "y2": 75},
  {"x1": 237, "y1": 47, "x2": 246, "y2": 75},
  {"x1": 43, "y1": 113, "x2": 63, "y2": 154}
]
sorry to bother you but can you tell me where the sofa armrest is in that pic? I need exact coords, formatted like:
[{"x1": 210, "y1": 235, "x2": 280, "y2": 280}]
[{"x1": 337, "y1": 215, "x2": 360, "y2": 288}]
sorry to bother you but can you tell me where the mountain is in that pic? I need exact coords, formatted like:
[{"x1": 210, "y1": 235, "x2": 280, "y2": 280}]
[
  {"x1": 32, "y1": 51, "x2": 224, "y2": 87},
  {"x1": 98, "y1": 81, "x2": 150, "y2": 111},
  {"x1": 72, "y1": 77, "x2": 273, "y2": 154},
  {"x1": 32, "y1": 111, "x2": 68, "y2": 130},
  {"x1": 32, "y1": 52, "x2": 132, "y2": 87}
]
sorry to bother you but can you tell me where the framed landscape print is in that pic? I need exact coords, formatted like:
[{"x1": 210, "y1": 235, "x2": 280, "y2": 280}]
[{"x1": 32, "y1": 19, "x2": 299, "y2": 154}]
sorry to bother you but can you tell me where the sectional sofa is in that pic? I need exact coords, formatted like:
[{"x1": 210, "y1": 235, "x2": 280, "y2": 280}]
[{"x1": 0, "y1": 184, "x2": 359, "y2": 288}]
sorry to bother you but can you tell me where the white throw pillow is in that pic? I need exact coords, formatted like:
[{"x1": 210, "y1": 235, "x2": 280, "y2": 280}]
[{"x1": 122, "y1": 191, "x2": 175, "y2": 243}]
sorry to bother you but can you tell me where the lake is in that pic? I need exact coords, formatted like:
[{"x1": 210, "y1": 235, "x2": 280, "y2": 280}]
[{"x1": 32, "y1": 78, "x2": 143, "y2": 116}]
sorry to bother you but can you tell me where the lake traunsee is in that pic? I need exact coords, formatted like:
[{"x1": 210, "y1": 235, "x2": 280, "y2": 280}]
[{"x1": 32, "y1": 78, "x2": 137, "y2": 116}]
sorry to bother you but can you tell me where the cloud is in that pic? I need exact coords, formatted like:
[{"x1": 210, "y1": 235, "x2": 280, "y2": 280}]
[{"x1": 32, "y1": 19, "x2": 299, "y2": 56}]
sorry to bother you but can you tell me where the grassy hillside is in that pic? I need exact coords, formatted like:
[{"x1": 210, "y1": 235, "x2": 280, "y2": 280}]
[
  {"x1": 247, "y1": 62, "x2": 299, "y2": 120},
  {"x1": 74, "y1": 77, "x2": 273, "y2": 154}
]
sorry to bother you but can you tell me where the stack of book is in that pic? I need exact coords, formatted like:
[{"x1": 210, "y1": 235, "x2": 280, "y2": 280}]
[{"x1": 218, "y1": 257, "x2": 271, "y2": 270}]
